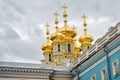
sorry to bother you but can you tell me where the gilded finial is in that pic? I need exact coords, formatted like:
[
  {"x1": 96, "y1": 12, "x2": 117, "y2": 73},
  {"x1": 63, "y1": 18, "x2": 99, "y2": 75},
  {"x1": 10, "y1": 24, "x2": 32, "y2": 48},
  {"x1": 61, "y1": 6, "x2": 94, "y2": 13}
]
[
  {"x1": 45, "y1": 23, "x2": 50, "y2": 35},
  {"x1": 62, "y1": 4, "x2": 68, "y2": 23},
  {"x1": 82, "y1": 14, "x2": 87, "y2": 34},
  {"x1": 82, "y1": 14, "x2": 87, "y2": 26},
  {"x1": 54, "y1": 11, "x2": 59, "y2": 32},
  {"x1": 45, "y1": 23, "x2": 50, "y2": 41}
]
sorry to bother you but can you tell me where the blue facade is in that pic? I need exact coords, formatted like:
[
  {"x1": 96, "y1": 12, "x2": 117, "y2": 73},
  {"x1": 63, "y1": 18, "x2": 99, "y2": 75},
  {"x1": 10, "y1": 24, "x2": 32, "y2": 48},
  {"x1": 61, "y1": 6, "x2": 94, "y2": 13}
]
[
  {"x1": 79, "y1": 50, "x2": 120, "y2": 80},
  {"x1": 73, "y1": 36, "x2": 120, "y2": 80}
]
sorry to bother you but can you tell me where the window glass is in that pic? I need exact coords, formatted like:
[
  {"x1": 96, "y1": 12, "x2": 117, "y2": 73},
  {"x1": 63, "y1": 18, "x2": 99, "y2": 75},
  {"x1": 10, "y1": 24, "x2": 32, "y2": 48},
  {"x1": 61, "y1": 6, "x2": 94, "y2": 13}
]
[
  {"x1": 68, "y1": 44, "x2": 71, "y2": 52},
  {"x1": 58, "y1": 44, "x2": 60, "y2": 52},
  {"x1": 49, "y1": 54, "x2": 51, "y2": 61}
]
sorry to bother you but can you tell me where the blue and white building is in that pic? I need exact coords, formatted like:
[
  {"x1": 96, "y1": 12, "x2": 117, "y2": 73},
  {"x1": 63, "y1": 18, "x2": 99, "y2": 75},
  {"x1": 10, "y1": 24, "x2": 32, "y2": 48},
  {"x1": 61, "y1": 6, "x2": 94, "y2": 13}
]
[{"x1": 72, "y1": 22, "x2": 120, "y2": 80}]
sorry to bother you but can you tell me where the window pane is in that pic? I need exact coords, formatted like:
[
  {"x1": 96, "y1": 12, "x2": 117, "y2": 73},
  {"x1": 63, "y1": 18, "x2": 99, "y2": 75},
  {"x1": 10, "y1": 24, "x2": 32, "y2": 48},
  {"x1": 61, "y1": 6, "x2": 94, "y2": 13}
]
[
  {"x1": 58, "y1": 44, "x2": 60, "y2": 52},
  {"x1": 68, "y1": 44, "x2": 71, "y2": 52}
]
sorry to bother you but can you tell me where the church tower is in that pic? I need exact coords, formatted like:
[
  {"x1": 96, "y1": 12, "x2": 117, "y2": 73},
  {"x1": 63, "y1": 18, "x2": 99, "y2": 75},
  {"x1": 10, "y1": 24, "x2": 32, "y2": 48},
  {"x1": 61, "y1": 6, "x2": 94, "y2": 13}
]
[
  {"x1": 59, "y1": 4, "x2": 77, "y2": 61},
  {"x1": 50, "y1": 11, "x2": 66, "y2": 66},
  {"x1": 41, "y1": 23, "x2": 53, "y2": 64},
  {"x1": 79, "y1": 15, "x2": 94, "y2": 54}
]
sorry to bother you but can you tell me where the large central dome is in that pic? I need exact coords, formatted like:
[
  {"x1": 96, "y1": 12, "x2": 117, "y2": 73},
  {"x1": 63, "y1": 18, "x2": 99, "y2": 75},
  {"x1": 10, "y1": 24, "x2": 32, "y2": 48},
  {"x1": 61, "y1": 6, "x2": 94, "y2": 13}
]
[{"x1": 59, "y1": 24, "x2": 77, "y2": 38}]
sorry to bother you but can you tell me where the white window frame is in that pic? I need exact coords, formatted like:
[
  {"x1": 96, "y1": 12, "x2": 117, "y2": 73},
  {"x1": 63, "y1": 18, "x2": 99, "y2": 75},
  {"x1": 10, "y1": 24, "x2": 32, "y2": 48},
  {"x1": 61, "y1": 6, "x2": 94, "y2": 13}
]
[
  {"x1": 91, "y1": 74, "x2": 96, "y2": 80},
  {"x1": 101, "y1": 67, "x2": 107, "y2": 80},
  {"x1": 112, "y1": 59, "x2": 119, "y2": 77}
]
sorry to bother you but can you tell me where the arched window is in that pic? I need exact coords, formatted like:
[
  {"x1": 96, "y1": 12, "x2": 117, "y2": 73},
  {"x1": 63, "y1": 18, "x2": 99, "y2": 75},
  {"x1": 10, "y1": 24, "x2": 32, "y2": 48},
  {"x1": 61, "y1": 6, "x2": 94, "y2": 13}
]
[
  {"x1": 101, "y1": 68, "x2": 107, "y2": 80},
  {"x1": 112, "y1": 60, "x2": 119, "y2": 76},
  {"x1": 58, "y1": 44, "x2": 60, "y2": 52},
  {"x1": 68, "y1": 44, "x2": 71, "y2": 52},
  {"x1": 49, "y1": 54, "x2": 51, "y2": 61}
]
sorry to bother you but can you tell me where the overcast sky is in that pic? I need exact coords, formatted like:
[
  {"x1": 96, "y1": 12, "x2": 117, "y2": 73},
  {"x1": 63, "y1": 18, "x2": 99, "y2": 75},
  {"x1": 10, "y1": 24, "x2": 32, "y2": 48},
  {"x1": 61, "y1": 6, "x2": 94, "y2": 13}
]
[{"x1": 0, "y1": 0, "x2": 120, "y2": 64}]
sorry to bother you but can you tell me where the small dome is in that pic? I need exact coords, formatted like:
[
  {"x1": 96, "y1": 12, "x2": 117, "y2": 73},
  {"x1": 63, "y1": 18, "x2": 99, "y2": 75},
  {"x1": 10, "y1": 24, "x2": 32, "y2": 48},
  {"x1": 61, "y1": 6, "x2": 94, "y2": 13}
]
[
  {"x1": 79, "y1": 33, "x2": 94, "y2": 43},
  {"x1": 42, "y1": 41, "x2": 52, "y2": 50}
]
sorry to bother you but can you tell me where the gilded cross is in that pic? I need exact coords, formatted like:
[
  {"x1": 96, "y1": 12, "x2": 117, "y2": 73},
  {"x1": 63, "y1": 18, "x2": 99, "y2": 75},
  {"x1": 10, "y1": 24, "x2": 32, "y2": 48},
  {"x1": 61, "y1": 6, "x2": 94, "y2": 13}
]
[
  {"x1": 54, "y1": 11, "x2": 59, "y2": 18},
  {"x1": 82, "y1": 14, "x2": 87, "y2": 20},
  {"x1": 45, "y1": 23, "x2": 50, "y2": 35},
  {"x1": 62, "y1": 4, "x2": 68, "y2": 11},
  {"x1": 45, "y1": 23, "x2": 50, "y2": 28}
]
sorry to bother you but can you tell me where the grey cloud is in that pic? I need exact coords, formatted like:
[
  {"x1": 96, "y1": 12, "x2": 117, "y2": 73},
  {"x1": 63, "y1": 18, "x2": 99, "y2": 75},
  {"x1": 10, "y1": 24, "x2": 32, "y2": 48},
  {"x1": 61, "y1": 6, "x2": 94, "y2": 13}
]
[
  {"x1": 0, "y1": 23, "x2": 20, "y2": 40},
  {"x1": 0, "y1": 0, "x2": 120, "y2": 63}
]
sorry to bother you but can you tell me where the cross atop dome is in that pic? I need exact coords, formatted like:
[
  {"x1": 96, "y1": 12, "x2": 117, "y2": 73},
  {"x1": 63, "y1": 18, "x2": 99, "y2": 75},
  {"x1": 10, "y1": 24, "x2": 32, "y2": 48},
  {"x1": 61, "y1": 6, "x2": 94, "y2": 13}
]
[
  {"x1": 54, "y1": 11, "x2": 59, "y2": 17},
  {"x1": 62, "y1": 4, "x2": 68, "y2": 23},
  {"x1": 82, "y1": 14, "x2": 87, "y2": 28},
  {"x1": 45, "y1": 23, "x2": 50, "y2": 36},
  {"x1": 62, "y1": 4, "x2": 68, "y2": 11},
  {"x1": 54, "y1": 11, "x2": 59, "y2": 32},
  {"x1": 82, "y1": 14, "x2": 87, "y2": 20}
]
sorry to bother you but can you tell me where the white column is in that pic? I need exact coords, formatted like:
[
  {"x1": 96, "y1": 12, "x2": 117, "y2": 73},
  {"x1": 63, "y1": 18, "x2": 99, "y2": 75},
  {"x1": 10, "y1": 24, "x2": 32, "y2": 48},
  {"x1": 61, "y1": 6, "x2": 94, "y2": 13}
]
[
  {"x1": 106, "y1": 35, "x2": 109, "y2": 42},
  {"x1": 95, "y1": 43, "x2": 98, "y2": 51}
]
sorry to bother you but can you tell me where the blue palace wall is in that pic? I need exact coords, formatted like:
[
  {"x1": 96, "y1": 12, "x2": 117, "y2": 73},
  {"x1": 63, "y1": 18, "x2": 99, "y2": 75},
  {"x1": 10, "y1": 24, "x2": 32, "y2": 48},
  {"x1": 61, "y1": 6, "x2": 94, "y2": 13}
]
[{"x1": 72, "y1": 25, "x2": 120, "y2": 80}]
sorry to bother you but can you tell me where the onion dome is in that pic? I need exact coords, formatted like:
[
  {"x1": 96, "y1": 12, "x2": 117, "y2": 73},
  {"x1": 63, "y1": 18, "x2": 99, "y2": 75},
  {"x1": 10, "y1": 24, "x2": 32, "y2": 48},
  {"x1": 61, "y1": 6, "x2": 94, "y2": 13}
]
[
  {"x1": 79, "y1": 15, "x2": 94, "y2": 44},
  {"x1": 42, "y1": 23, "x2": 52, "y2": 50},
  {"x1": 59, "y1": 4, "x2": 77, "y2": 38},
  {"x1": 42, "y1": 36, "x2": 52, "y2": 50},
  {"x1": 50, "y1": 11, "x2": 65, "y2": 41}
]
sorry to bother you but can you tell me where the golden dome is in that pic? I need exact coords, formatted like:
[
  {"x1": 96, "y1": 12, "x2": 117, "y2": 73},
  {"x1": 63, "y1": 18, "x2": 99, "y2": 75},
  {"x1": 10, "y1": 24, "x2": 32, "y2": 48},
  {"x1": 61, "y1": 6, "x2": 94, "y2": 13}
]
[
  {"x1": 50, "y1": 11, "x2": 65, "y2": 41},
  {"x1": 42, "y1": 37, "x2": 52, "y2": 50},
  {"x1": 79, "y1": 14, "x2": 94, "y2": 44},
  {"x1": 79, "y1": 33, "x2": 94, "y2": 43},
  {"x1": 41, "y1": 23, "x2": 52, "y2": 51},
  {"x1": 42, "y1": 42, "x2": 52, "y2": 50},
  {"x1": 59, "y1": 25, "x2": 77, "y2": 38}
]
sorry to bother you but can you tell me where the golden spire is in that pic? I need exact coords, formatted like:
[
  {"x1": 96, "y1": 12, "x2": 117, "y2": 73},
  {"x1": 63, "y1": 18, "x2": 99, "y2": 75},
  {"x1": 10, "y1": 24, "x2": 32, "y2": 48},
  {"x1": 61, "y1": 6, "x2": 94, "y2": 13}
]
[
  {"x1": 45, "y1": 23, "x2": 50, "y2": 42},
  {"x1": 79, "y1": 14, "x2": 94, "y2": 49},
  {"x1": 50, "y1": 11, "x2": 65, "y2": 41},
  {"x1": 62, "y1": 4, "x2": 68, "y2": 24},
  {"x1": 42, "y1": 23, "x2": 52, "y2": 51},
  {"x1": 54, "y1": 11, "x2": 59, "y2": 32},
  {"x1": 82, "y1": 14, "x2": 87, "y2": 35}
]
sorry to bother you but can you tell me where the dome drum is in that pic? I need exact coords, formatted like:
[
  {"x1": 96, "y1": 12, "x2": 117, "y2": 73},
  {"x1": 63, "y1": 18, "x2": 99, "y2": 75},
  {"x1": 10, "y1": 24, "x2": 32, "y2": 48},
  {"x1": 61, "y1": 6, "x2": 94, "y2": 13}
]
[
  {"x1": 43, "y1": 50, "x2": 52, "y2": 54},
  {"x1": 64, "y1": 53, "x2": 75, "y2": 58},
  {"x1": 53, "y1": 54, "x2": 66, "y2": 66}
]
